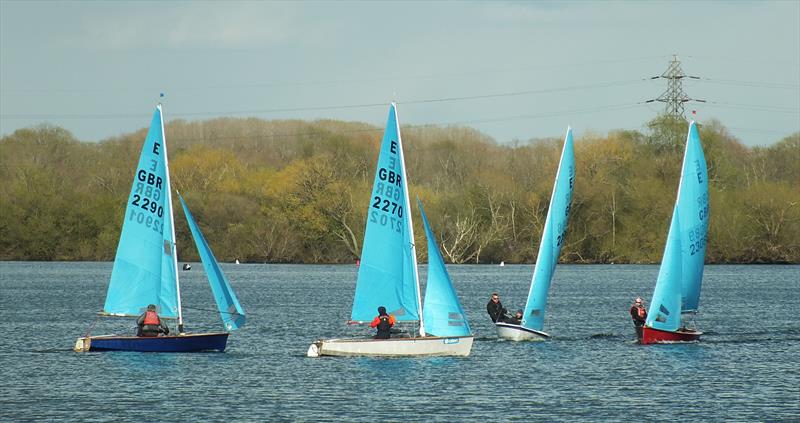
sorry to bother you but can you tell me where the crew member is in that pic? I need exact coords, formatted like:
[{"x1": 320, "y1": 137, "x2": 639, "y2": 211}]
[
  {"x1": 630, "y1": 297, "x2": 647, "y2": 327},
  {"x1": 136, "y1": 304, "x2": 170, "y2": 337},
  {"x1": 370, "y1": 306, "x2": 396, "y2": 339},
  {"x1": 486, "y1": 293, "x2": 509, "y2": 323}
]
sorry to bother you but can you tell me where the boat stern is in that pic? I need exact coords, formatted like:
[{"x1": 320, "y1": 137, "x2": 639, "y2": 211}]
[
  {"x1": 74, "y1": 337, "x2": 91, "y2": 352},
  {"x1": 307, "y1": 340, "x2": 322, "y2": 358}
]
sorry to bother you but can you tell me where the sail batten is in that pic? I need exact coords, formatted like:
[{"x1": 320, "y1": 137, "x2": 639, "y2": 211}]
[
  {"x1": 521, "y1": 128, "x2": 575, "y2": 331},
  {"x1": 179, "y1": 194, "x2": 246, "y2": 331}
]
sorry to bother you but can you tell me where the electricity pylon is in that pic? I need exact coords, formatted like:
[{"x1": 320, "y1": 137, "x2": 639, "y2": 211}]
[{"x1": 647, "y1": 54, "x2": 705, "y2": 120}]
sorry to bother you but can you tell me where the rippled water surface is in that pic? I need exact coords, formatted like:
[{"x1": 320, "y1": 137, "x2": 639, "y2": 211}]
[{"x1": 1, "y1": 262, "x2": 798, "y2": 421}]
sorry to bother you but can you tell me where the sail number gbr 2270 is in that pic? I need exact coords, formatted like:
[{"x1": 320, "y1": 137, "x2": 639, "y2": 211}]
[{"x1": 370, "y1": 156, "x2": 404, "y2": 234}]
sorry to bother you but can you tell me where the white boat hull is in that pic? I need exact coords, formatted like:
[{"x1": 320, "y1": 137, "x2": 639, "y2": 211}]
[
  {"x1": 495, "y1": 322, "x2": 550, "y2": 341},
  {"x1": 307, "y1": 335, "x2": 473, "y2": 357}
]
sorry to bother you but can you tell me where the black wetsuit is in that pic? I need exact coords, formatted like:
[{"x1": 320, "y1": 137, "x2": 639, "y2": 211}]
[
  {"x1": 375, "y1": 316, "x2": 392, "y2": 339},
  {"x1": 487, "y1": 300, "x2": 508, "y2": 323}
]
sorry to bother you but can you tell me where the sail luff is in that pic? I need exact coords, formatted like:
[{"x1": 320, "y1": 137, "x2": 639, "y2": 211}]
[
  {"x1": 394, "y1": 104, "x2": 425, "y2": 337},
  {"x1": 103, "y1": 104, "x2": 179, "y2": 318},
  {"x1": 418, "y1": 199, "x2": 471, "y2": 337},
  {"x1": 159, "y1": 105, "x2": 184, "y2": 330},
  {"x1": 521, "y1": 128, "x2": 575, "y2": 331},
  {"x1": 178, "y1": 194, "x2": 246, "y2": 331}
]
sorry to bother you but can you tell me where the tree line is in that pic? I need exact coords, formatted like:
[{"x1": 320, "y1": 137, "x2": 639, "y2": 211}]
[{"x1": 1, "y1": 115, "x2": 797, "y2": 264}]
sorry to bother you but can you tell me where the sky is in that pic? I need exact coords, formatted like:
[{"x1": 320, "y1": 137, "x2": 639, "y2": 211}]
[{"x1": 1, "y1": 0, "x2": 798, "y2": 147}]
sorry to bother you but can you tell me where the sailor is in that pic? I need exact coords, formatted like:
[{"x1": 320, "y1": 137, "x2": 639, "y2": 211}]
[
  {"x1": 136, "y1": 304, "x2": 170, "y2": 337},
  {"x1": 486, "y1": 293, "x2": 509, "y2": 323},
  {"x1": 369, "y1": 306, "x2": 396, "y2": 339},
  {"x1": 630, "y1": 297, "x2": 647, "y2": 327}
]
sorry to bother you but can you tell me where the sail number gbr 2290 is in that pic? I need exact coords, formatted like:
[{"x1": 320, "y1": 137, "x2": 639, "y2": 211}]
[
  {"x1": 128, "y1": 155, "x2": 165, "y2": 234},
  {"x1": 370, "y1": 142, "x2": 404, "y2": 234}
]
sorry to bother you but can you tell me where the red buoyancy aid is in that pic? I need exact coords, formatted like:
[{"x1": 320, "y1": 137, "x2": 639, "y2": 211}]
[
  {"x1": 636, "y1": 306, "x2": 646, "y2": 319},
  {"x1": 143, "y1": 310, "x2": 160, "y2": 325},
  {"x1": 376, "y1": 315, "x2": 392, "y2": 332}
]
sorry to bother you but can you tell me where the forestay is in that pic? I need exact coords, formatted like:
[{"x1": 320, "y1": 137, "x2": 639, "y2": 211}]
[{"x1": 103, "y1": 105, "x2": 179, "y2": 318}]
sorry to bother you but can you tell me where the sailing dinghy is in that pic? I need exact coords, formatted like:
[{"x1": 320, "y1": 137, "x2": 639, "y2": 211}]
[
  {"x1": 74, "y1": 104, "x2": 245, "y2": 353},
  {"x1": 307, "y1": 103, "x2": 473, "y2": 357},
  {"x1": 496, "y1": 128, "x2": 575, "y2": 341},
  {"x1": 638, "y1": 122, "x2": 708, "y2": 344}
]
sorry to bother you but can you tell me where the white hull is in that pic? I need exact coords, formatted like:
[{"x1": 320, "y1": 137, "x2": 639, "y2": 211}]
[
  {"x1": 495, "y1": 322, "x2": 550, "y2": 341},
  {"x1": 307, "y1": 335, "x2": 473, "y2": 357}
]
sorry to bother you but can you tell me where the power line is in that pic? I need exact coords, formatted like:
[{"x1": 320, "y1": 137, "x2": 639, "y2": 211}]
[
  {"x1": 703, "y1": 101, "x2": 799, "y2": 114},
  {"x1": 0, "y1": 79, "x2": 647, "y2": 120},
  {"x1": 0, "y1": 55, "x2": 668, "y2": 94},
  {"x1": 695, "y1": 77, "x2": 800, "y2": 90}
]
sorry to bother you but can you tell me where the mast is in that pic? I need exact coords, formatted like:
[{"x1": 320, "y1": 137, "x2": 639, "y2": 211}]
[
  {"x1": 394, "y1": 103, "x2": 425, "y2": 337},
  {"x1": 159, "y1": 104, "x2": 185, "y2": 334}
]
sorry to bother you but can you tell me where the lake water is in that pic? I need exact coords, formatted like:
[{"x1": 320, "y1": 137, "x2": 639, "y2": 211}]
[{"x1": 1, "y1": 262, "x2": 798, "y2": 421}]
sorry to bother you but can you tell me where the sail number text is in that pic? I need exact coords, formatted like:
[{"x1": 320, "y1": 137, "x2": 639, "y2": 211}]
[
  {"x1": 689, "y1": 193, "x2": 709, "y2": 256},
  {"x1": 127, "y1": 156, "x2": 165, "y2": 233},
  {"x1": 369, "y1": 142, "x2": 404, "y2": 233}
]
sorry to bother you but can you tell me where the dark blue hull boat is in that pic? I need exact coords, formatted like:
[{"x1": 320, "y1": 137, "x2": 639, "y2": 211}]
[{"x1": 75, "y1": 332, "x2": 229, "y2": 352}]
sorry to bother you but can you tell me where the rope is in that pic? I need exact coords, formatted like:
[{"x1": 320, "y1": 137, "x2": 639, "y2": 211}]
[
  {"x1": 181, "y1": 305, "x2": 244, "y2": 316},
  {"x1": 83, "y1": 314, "x2": 101, "y2": 338}
]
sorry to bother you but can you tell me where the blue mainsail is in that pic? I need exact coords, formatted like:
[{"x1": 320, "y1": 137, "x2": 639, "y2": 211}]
[
  {"x1": 351, "y1": 103, "x2": 421, "y2": 323},
  {"x1": 178, "y1": 194, "x2": 246, "y2": 331},
  {"x1": 103, "y1": 105, "x2": 179, "y2": 318},
  {"x1": 678, "y1": 122, "x2": 709, "y2": 312},
  {"x1": 646, "y1": 122, "x2": 709, "y2": 330},
  {"x1": 418, "y1": 199, "x2": 471, "y2": 337},
  {"x1": 521, "y1": 128, "x2": 575, "y2": 331}
]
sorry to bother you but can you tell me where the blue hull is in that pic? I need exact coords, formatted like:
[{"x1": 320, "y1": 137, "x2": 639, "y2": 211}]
[{"x1": 87, "y1": 332, "x2": 229, "y2": 352}]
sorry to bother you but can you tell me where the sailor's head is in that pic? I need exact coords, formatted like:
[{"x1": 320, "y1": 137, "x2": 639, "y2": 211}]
[
  {"x1": 491, "y1": 293, "x2": 500, "y2": 302},
  {"x1": 634, "y1": 297, "x2": 643, "y2": 305},
  {"x1": 377, "y1": 306, "x2": 387, "y2": 316},
  {"x1": 147, "y1": 304, "x2": 157, "y2": 311}
]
